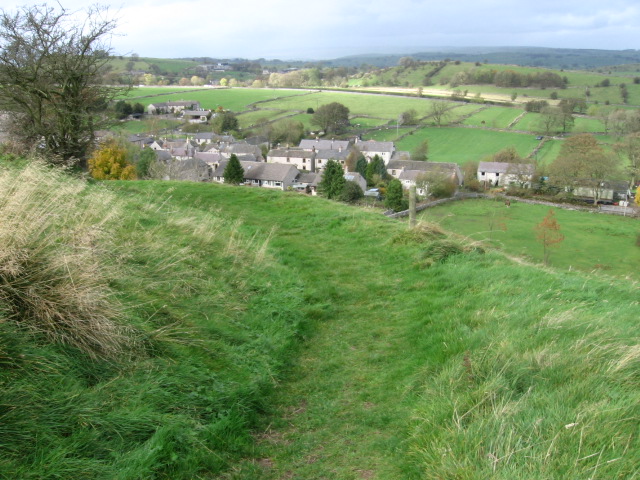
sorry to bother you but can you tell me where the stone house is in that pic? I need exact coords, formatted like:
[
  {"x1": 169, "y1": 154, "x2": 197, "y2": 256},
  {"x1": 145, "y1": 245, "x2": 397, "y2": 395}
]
[{"x1": 477, "y1": 161, "x2": 535, "y2": 187}]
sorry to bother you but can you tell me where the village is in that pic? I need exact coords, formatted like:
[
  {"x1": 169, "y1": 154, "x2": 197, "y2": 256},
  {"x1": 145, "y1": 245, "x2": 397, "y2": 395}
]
[{"x1": 119, "y1": 100, "x2": 559, "y2": 202}]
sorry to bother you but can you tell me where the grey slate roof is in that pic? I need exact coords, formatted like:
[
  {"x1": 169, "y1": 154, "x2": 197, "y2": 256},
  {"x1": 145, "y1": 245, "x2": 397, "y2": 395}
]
[
  {"x1": 268, "y1": 148, "x2": 315, "y2": 159},
  {"x1": 316, "y1": 148, "x2": 349, "y2": 161},
  {"x1": 354, "y1": 139, "x2": 395, "y2": 153},
  {"x1": 213, "y1": 160, "x2": 299, "y2": 183},
  {"x1": 299, "y1": 138, "x2": 351, "y2": 151},
  {"x1": 388, "y1": 160, "x2": 464, "y2": 185},
  {"x1": 195, "y1": 151, "x2": 224, "y2": 164},
  {"x1": 398, "y1": 170, "x2": 424, "y2": 182},
  {"x1": 387, "y1": 160, "x2": 440, "y2": 171},
  {"x1": 224, "y1": 144, "x2": 262, "y2": 156}
]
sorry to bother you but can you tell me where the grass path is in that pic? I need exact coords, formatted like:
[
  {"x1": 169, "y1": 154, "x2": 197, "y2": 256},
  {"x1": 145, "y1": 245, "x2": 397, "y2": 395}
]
[
  {"x1": 122, "y1": 182, "x2": 639, "y2": 479},
  {"x1": 155, "y1": 184, "x2": 426, "y2": 478}
]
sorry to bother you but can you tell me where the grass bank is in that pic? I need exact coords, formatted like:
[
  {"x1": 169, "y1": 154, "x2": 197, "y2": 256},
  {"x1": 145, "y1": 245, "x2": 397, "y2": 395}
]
[{"x1": 1, "y1": 166, "x2": 637, "y2": 478}]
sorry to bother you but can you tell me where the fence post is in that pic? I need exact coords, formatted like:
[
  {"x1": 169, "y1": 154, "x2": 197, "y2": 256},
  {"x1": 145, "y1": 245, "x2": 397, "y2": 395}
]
[{"x1": 409, "y1": 185, "x2": 416, "y2": 228}]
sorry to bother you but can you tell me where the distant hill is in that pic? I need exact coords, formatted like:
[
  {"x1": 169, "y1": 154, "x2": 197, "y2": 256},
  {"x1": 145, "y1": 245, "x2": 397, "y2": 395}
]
[{"x1": 326, "y1": 47, "x2": 640, "y2": 69}]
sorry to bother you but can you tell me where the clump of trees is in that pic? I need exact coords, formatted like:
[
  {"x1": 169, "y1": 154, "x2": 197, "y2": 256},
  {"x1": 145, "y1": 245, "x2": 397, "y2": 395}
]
[
  {"x1": 311, "y1": 102, "x2": 350, "y2": 135},
  {"x1": 114, "y1": 101, "x2": 145, "y2": 119},
  {"x1": 0, "y1": 4, "x2": 126, "y2": 166},
  {"x1": 212, "y1": 111, "x2": 239, "y2": 134},
  {"x1": 263, "y1": 119, "x2": 305, "y2": 147},
  {"x1": 450, "y1": 68, "x2": 566, "y2": 89}
]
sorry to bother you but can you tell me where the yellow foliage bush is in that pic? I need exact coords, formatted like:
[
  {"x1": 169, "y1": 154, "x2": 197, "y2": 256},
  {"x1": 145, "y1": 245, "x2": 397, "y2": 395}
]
[{"x1": 88, "y1": 140, "x2": 136, "y2": 180}]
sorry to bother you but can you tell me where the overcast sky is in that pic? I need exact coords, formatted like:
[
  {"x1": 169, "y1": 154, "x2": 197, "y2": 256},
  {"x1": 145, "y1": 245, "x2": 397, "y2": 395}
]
[{"x1": 1, "y1": 0, "x2": 639, "y2": 60}]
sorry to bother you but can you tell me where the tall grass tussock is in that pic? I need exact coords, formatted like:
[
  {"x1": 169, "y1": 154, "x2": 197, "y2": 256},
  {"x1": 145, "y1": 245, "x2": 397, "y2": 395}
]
[{"x1": 0, "y1": 161, "x2": 129, "y2": 358}]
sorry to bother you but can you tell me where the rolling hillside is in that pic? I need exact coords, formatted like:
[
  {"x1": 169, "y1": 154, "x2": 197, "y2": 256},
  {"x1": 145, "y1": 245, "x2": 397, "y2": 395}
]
[{"x1": 1, "y1": 161, "x2": 638, "y2": 479}]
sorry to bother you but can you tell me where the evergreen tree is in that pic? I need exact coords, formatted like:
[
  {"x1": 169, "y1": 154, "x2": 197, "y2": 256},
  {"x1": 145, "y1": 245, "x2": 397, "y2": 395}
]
[
  {"x1": 355, "y1": 154, "x2": 368, "y2": 177},
  {"x1": 223, "y1": 154, "x2": 244, "y2": 184},
  {"x1": 319, "y1": 159, "x2": 345, "y2": 199},
  {"x1": 365, "y1": 154, "x2": 387, "y2": 186},
  {"x1": 385, "y1": 179, "x2": 408, "y2": 212}
]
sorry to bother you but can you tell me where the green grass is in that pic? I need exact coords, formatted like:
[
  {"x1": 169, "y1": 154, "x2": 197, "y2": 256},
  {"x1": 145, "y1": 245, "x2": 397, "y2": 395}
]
[
  {"x1": 350, "y1": 116, "x2": 392, "y2": 128},
  {"x1": 125, "y1": 87, "x2": 308, "y2": 111},
  {"x1": 535, "y1": 138, "x2": 563, "y2": 165},
  {"x1": 364, "y1": 126, "x2": 414, "y2": 142},
  {"x1": 257, "y1": 90, "x2": 436, "y2": 120},
  {"x1": 236, "y1": 109, "x2": 289, "y2": 129},
  {"x1": 463, "y1": 106, "x2": 523, "y2": 128},
  {"x1": 2, "y1": 167, "x2": 638, "y2": 479},
  {"x1": 111, "y1": 118, "x2": 183, "y2": 135},
  {"x1": 395, "y1": 127, "x2": 540, "y2": 164},
  {"x1": 421, "y1": 198, "x2": 640, "y2": 277}
]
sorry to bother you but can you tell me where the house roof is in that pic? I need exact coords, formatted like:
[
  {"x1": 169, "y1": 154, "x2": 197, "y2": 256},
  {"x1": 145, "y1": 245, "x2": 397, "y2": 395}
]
[
  {"x1": 398, "y1": 170, "x2": 425, "y2": 182},
  {"x1": 316, "y1": 148, "x2": 349, "y2": 160},
  {"x1": 297, "y1": 172, "x2": 318, "y2": 184},
  {"x1": 388, "y1": 161, "x2": 464, "y2": 184},
  {"x1": 155, "y1": 150, "x2": 172, "y2": 162},
  {"x1": 299, "y1": 138, "x2": 351, "y2": 151},
  {"x1": 344, "y1": 172, "x2": 367, "y2": 188},
  {"x1": 268, "y1": 148, "x2": 315, "y2": 159},
  {"x1": 355, "y1": 139, "x2": 395, "y2": 153},
  {"x1": 195, "y1": 151, "x2": 223, "y2": 164},
  {"x1": 194, "y1": 132, "x2": 215, "y2": 141},
  {"x1": 225, "y1": 144, "x2": 262, "y2": 156},
  {"x1": 478, "y1": 161, "x2": 535, "y2": 175},
  {"x1": 389, "y1": 151, "x2": 412, "y2": 162},
  {"x1": 182, "y1": 110, "x2": 211, "y2": 117},
  {"x1": 213, "y1": 160, "x2": 299, "y2": 182}
]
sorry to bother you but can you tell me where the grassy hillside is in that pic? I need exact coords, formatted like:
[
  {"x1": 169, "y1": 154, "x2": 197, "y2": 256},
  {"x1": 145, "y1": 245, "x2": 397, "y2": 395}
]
[
  {"x1": 2, "y1": 160, "x2": 637, "y2": 478},
  {"x1": 0, "y1": 162, "x2": 307, "y2": 479}
]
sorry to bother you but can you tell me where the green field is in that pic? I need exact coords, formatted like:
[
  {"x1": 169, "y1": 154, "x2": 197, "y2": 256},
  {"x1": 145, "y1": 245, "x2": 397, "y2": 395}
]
[
  {"x1": 258, "y1": 90, "x2": 434, "y2": 119},
  {"x1": 535, "y1": 138, "x2": 563, "y2": 165},
  {"x1": 422, "y1": 198, "x2": 640, "y2": 277},
  {"x1": 126, "y1": 87, "x2": 308, "y2": 111},
  {"x1": 393, "y1": 127, "x2": 540, "y2": 164},
  {"x1": 463, "y1": 106, "x2": 523, "y2": 128}
]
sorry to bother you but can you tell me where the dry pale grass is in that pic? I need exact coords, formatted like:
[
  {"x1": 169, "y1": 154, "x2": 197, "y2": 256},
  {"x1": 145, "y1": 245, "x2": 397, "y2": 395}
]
[{"x1": 0, "y1": 161, "x2": 132, "y2": 358}]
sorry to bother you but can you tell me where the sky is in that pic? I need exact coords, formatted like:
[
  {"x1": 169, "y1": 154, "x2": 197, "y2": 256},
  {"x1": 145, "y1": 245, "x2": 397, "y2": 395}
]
[{"x1": 1, "y1": 0, "x2": 639, "y2": 60}]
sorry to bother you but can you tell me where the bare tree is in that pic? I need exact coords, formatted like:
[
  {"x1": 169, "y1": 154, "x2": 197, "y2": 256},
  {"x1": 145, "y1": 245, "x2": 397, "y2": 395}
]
[
  {"x1": 428, "y1": 101, "x2": 454, "y2": 127},
  {"x1": 0, "y1": 4, "x2": 126, "y2": 165}
]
